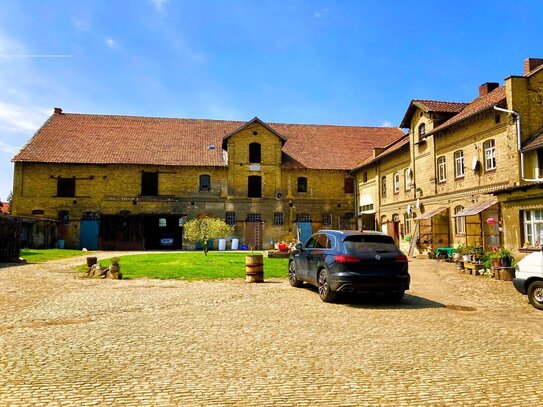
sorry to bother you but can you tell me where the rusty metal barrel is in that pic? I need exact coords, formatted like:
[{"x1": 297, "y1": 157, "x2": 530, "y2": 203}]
[{"x1": 245, "y1": 254, "x2": 264, "y2": 283}]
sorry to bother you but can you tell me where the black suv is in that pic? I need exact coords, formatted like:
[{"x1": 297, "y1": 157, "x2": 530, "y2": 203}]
[{"x1": 288, "y1": 230, "x2": 410, "y2": 302}]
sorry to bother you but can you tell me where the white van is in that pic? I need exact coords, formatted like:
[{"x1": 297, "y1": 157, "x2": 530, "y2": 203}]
[{"x1": 513, "y1": 250, "x2": 543, "y2": 310}]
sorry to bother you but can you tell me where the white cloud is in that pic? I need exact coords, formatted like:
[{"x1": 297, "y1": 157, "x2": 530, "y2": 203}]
[
  {"x1": 0, "y1": 140, "x2": 19, "y2": 154},
  {"x1": 0, "y1": 101, "x2": 50, "y2": 133},
  {"x1": 151, "y1": 0, "x2": 169, "y2": 11},
  {"x1": 381, "y1": 120, "x2": 392, "y2": 127},
  {"x1": 105, "y1": 38, "x2": 117, "y2": 48},
  {"x1": 313, "y1": 9, "x2": 329, "y2": 19},
  {"x1": 71, "y1": 15, "x2": 91, "y2": 31}
]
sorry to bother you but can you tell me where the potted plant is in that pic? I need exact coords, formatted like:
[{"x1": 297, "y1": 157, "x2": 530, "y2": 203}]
[
  {"x1": 462, "y1": 245, "x2": 472, "y2": 263},
  {"x1": 454, "y1": 244, "x2": 468, "y2": 261},
  {"x1": 470, "y1": 246, "x2": 484, "y2": 264},
  {"x1": 497, "y1": 246, "x2": 514, "y2": 267}
]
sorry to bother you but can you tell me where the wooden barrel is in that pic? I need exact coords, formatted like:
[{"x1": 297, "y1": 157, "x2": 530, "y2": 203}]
[
  {"x1": 86, "y1": 256, "x2": 98, "y2": 268},
  {"x1": 245, "y1": 255, "x2": 264, "y2": 283}
]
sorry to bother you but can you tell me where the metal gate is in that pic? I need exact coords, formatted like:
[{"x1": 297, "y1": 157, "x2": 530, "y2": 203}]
[{"x1": 0, "y1": 216, "x2": 22, "y2": 262}]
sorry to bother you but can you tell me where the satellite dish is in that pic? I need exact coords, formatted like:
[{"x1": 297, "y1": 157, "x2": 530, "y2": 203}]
[{"x1": 471, "y1": 156, "x2": 479, "y2": 171}]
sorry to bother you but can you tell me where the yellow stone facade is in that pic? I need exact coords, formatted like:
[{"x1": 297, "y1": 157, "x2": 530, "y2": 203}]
[{"x1": 12, "y1": 122, "x2": 354, "y2": 249}]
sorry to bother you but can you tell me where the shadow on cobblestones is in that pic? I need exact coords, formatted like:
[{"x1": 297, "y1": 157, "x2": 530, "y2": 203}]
[{"x1": 340, "y1": 293, "x2": 445, "y2": 309}]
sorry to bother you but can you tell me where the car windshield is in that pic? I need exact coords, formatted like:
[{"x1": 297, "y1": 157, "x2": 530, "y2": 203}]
[{"x1": 342, "y1": 235, "x2": 397, "y2": 256}]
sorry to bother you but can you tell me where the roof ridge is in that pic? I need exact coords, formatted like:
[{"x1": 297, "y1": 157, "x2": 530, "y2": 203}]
[{"x1": 414, "y1": 99, "x2": 467, "y2": 105}]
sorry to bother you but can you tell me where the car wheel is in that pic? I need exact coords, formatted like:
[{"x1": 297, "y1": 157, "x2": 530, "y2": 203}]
[
  {"x1": 386, "y1": 290, "x2": 405, "y2": 303},
  {"x1": 288, "y1": 261, "x2": 303, "y2": 288},
  {"x1": 317, "y1": 269, "x2": 337, "y2": 302},
  {"x1": 528, "y1": 281, "x2": 543, "y2": 310}
]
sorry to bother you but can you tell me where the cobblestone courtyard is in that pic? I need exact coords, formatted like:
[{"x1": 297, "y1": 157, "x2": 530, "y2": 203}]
[{"x1": 1, "y1": 255, "x2": 542, "y2": 406}]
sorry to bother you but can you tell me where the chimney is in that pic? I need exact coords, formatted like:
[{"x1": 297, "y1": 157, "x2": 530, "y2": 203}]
[
  {"x1": 479, "y1": 82, "x2": 499, "y2": 97},
  {"x1": 53, "y1": 107, "x2": 63, "y2": 114},
  {"x1": 524, "y1": 58, "x2": 543, "y2": 75}
]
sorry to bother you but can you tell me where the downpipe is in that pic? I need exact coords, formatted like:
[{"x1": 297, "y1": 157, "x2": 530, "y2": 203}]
[{"x1": 494, "y1": 105, "x2": 542, "y2": 182}]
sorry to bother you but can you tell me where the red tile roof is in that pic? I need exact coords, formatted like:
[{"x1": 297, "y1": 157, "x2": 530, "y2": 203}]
[
  {"x1": 0, "y1": 202, "x2": 9, "y2": 213},
  {"x1": 400, "y1": 100, "x2": 467, "y2": 128},
  {"x1": 430, "y1": 86, "x2": 506, "y2": 135},
  {"x1": 522, "y1": 129, "x2": 543, "y2": 152},
  {"x1": 351, "y1": 133, "x2": 410, "y2": 171},
  {"x1": 13, "y1": 112, "x2": 404, "y2": 171}
]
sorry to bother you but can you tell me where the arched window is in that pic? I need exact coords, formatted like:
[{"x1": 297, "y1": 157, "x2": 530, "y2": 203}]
[
  {"x1": 483, "y1": 139, "x2": 496, "y2": 170},
  {"x1": 199, "y1": 175, "x2": 211, "y2": 192},
  {"x1": 249, "y1": 142, "x2": 261, "y2": 163},
  {"x1": 454, "y1": 206, "x2": 465, "y2": 234},
  {"x1": 418, "y1": 123, "x2": 426, "y2": 139},
  {"x1": 297, "y1": 177, "x2": 308, "y2": 193}
]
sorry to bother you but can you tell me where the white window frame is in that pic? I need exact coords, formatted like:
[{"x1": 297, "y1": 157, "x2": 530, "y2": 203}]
[
  {"x1": 454, "y1": 150, "x2": 464, "y2": 178},
  {"x1": 454, "y1": 206, "x2": 465, "y2": 234},
  {"x1": 393, "y1": 173, "x2": 400, "y2": 193},
  {"x1": 404, "y1": 168, "x2": 411, "y2": 191},
  {"x1": 484, "y1": 139, "x2": 496, "y2": 171},
  {"x1": 523, "y1": 209, "x2": 543, "y2": 247},
  {"x1": 404, "y1": 212, "x2": 411, "y2": 235},
  {"x1": 437, "y1": 156, "x2": 447, "y2": 182}
]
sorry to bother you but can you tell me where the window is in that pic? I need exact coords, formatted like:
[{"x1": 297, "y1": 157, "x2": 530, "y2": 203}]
[
  {"x1": 381, "y1": 176, "x2": 387, "y2": 197},
  {"x1": 296, "y1": 214, "x2": 311, "y2": 222},
  {"x1": 273, "y1": 212, "x2": 284, "y2": 226},
  {"x1": 322, "y1": 213, "x2": 332, "y2": 226},
  {"x1": 58, "y1": 210, "x2": 69, "y2": 224},
  {"x1": 418, "y1": 123, "x2": 426, "y2": 139},
  {"x1": 199, "y1": 174, "x2": 211, "y2": 192},
  {"x1": 159, "y1": 218, "x2": 166, "y2": 227},
  {"x1": 393, "y1": 173, "x2": 400, "y2": 193},
  {"x1": 249, "y1": 142, "x2": 261, "y2": 163},
  {"x1": 314, "y1": 234, "x2": 329, "y2": 248},
  {"x1": 57, "y1": 177, "x2": 75, "y2": 197},
  {"x1": 454, "y1": 150, "x2": 464, "y2": 178},
  {"x1": 141, "y1": 171, "x2": 158, "y2": 196},
  {"x1": 225, "y1": 212, "x2": 236, "y2": 226},
  {"x1": 344, "y1": 177, "x2": 354, "y2": 193},
  {"x1": 31, "y1": 209, "x2": 44, "y2": 216},
  {"x1": 454, "y1": 206, "x2": 466, "y2": 234},
  {"x1": 437, "y1": 156, "x2": 446, "y2": 182},
  {"x1": 363, "y1": 172, "x2": 368, "y2": 183},
  {"x1": 484, "y1": 139, "x2": 496, "y2": 171},
  {"x1": 404, "y1": 212, "x2": 411, "y2": 235},
  {"x1": 297, "y1": 177, "x2": 308, "y2": 193},
  {"x1": 404, "y1": 168, "x2": 411, "y2": 191},
  {"x1": 523, "y1": 210, "x2": 543, "y2": 247},
  {"x1": 495, "y1": 114, "x2": 501, "y2": 124},
  {"x1": 248, "y1": 176, "x2": 262, "y2": 198},
  {"x1": 360, "y1": 204, "x2": 374, "y2": 212},
  {"x1": 246, "y1": 213, "x2": 262, "y2": 222}
]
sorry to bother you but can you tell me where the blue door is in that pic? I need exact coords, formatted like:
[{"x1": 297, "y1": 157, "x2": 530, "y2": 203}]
[
  {"x1": 296, "y1": 222, "x2": 313, "y2": 245},
  {"x1": 80, "y1": 219, "x2": 99, "y2": 250}
]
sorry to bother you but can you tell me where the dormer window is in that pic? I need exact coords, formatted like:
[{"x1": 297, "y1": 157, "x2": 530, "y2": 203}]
[{"x1": 418, "y1": 123, "x2": 426, "y2": 140}]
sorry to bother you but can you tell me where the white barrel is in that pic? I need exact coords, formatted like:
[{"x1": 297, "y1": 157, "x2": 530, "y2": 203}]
[
  {"x1": 219, "y1": 239, "x2": 226, "y2": 251},
  {"x1": 231, "y1": 238, "x2": 239, "y2": 250}
]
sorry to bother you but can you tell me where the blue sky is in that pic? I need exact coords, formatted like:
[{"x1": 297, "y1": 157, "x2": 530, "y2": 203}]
[{"x1": 1, "y1": 0, "x2": 543, "y2": 201}]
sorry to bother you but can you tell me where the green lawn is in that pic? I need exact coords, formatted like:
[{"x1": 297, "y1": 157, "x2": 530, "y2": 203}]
[
  {"x1": 94, "y1": 252, "x2": 289, "y2": 280},
  {"x1": 21, "y1": 249, "x2": 90, "y2": 263}
]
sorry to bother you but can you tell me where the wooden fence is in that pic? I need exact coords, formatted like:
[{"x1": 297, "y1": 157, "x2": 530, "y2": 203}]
[{"x1": 0, "y1": 216, "x2": 22, "y2": 262}]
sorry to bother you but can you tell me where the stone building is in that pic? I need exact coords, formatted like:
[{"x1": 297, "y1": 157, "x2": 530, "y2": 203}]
[
  {"x1": 11, "y1": 113, "x2": 402, "y2": 250},
  {"x1": 352, "y1": 58, "x2": 543, "y2": 257}
]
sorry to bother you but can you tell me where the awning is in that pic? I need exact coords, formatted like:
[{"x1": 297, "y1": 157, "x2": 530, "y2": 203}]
[
  {"x1": 416, "y1": 207, "x2": 448, "y2": 220},
  {"x1": 452, "y1": 198, "x2": 498, "y2": 217}
]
